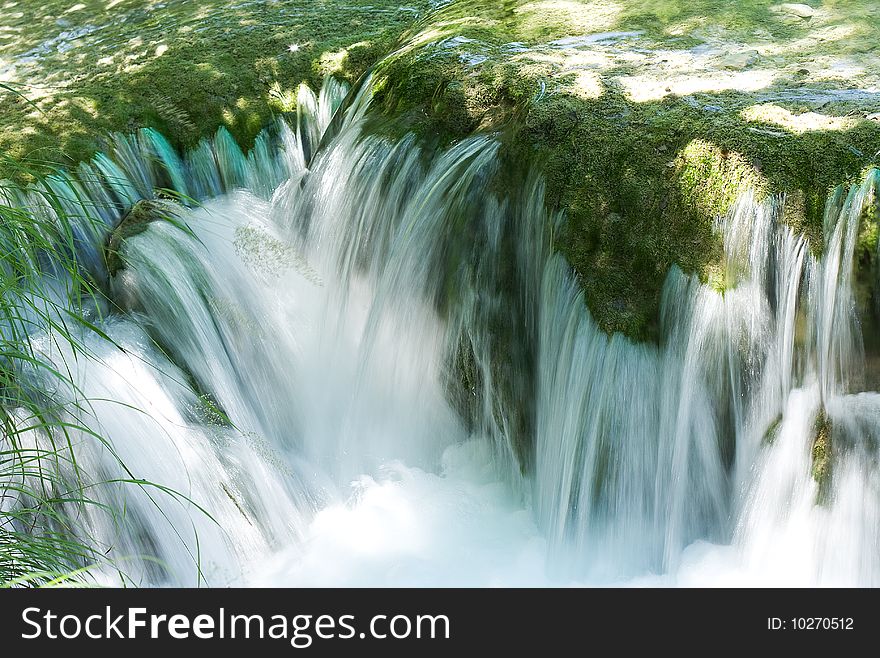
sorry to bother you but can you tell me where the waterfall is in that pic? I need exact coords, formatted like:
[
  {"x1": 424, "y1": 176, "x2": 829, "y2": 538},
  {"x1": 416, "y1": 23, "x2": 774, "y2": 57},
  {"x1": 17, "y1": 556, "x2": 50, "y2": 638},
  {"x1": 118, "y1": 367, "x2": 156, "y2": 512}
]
[
  {"x1": 535, "y1": 175, "x2": 880, "y2": 584},
  {"x1": 2, "y1": 75, "x2": 879, "y2": 586}
]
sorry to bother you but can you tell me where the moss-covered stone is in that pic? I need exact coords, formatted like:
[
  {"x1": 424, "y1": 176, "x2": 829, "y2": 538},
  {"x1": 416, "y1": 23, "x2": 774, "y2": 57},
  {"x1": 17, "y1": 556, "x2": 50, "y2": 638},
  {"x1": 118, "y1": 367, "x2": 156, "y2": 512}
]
[
  {"x1": 105, "y1": 199, "x2": 179, "y2": 276},
  {"x1": 371, "y1": 0, "x2": 880, "y2": 338},
  {"x1": 762, "y1": 413, "x2": 783, "y2": 446},
  {"x1": 811, "y1": 406, "x2": 832, "y2": 503},
  {"x1": 854, "y1": 173, "x2": 880, "y2": 389}
]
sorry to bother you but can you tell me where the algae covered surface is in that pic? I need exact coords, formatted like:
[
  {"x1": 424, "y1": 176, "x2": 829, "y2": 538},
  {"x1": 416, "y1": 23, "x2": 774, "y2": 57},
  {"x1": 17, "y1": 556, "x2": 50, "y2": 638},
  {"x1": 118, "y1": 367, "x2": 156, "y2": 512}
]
[
  {"x1": 373, "y1": 0, "x2": 880, "y2": 338},
  {"x1": 0, "y1": 0, "x2": 430, "y2": 170}
]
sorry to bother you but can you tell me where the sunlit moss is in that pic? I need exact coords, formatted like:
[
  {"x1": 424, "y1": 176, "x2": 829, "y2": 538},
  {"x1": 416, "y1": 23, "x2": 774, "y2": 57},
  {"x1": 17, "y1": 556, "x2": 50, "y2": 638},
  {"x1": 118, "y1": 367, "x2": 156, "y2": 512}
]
[
  {"x1": 514, "y1": 0, "x2": 622, "y2": 40},
  {"x1": 742, "y1": 104, "x2": 858, "y2": 134},
  {"x1": 319, "y1": 48, "x2": 350, "y2": 77},
  {"x1": 267, "y1": 82, "x2": 298, "y2": 113},
  {"x1": 372, "y1": 0, "x2": 880, "y2": 338},
  {"x1": 676, "y1": 140, "x2": 768, "y2": 222},
  {"x1": 0, "y1": 0, "x2": 431, "y2": 174}
]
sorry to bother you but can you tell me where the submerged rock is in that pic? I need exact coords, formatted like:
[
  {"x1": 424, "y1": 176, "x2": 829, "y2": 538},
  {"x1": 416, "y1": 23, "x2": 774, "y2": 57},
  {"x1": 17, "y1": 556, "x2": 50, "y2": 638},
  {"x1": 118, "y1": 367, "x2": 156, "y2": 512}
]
[
  {"x1": 105, "y1": 199, "x2": 182, "y2": 277},
  {"x1": 761, "y1": 414, "x2": 783, "y2": 446},
  {"x1": 811, "y1": 408, "x2": 832, "y2": 503}
]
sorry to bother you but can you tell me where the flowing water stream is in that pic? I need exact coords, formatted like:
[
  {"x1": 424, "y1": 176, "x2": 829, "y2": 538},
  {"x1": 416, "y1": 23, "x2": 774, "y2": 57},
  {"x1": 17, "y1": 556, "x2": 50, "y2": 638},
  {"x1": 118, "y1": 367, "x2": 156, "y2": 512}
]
[{"x1": 3, "y1": 77, "x2": 879, "y2": 586}]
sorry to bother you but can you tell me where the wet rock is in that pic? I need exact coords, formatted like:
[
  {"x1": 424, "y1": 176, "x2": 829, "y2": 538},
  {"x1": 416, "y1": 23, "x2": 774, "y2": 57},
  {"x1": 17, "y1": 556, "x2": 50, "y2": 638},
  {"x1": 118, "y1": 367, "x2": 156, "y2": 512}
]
[
  {"x1": 105, "y1": 199, "x2": 180, "y2": 276},
  {"x1": 811, "y1": 407, "x2": 832, "y2": 503},
  {"x1": 719, "y1": 50, "x2": 760, "y2": 70},
  {"x1": 761, "y1": 414, "x2": 783, "y2": 446},
  {"x1": 780, "y1": 3, "x2": 816, "y2": 19}
]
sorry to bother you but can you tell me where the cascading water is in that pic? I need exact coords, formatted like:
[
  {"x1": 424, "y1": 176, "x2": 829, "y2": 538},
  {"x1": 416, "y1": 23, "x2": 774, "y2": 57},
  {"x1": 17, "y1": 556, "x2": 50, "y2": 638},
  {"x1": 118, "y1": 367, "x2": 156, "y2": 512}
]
[
  {"x1": 2, "y1": 76, "x2": 879, "y2": 586},
  {"x1": 536, "y1": 176, "x2": 880, "y2": 585}
]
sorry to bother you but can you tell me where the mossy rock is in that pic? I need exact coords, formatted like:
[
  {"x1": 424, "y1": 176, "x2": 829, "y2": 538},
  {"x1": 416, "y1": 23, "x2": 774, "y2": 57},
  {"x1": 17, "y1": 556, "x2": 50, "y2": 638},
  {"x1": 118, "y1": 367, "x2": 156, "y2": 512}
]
[
  {"x1": 372, "y1": 0, "x2": 880, "y2": 339},
  {"x1": 811, "y1": 407, "x2": 832, "y2": 504},
  {"x1": 105, "y1": 199, "x2": 181, "y2": 276},
  {"x1": 853, "y1": 174, "x2": 880, "y2": 389},
  {"x1": 761, "y1": 413, "x2": 783, "y2": 446}
]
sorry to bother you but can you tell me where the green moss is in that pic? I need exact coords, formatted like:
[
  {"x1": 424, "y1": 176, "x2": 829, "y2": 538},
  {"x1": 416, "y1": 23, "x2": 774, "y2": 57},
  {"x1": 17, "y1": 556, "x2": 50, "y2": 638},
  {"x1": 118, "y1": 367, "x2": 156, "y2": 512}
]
[
  {"x1": 762, "y1": 413, "x2": 783, "y2": 446},
  {"x1": 0, "y1": 0, "x2": 431, "y2": 176},
  {"x1": 105, "y1": 199, "x2": 179, "y2": 276},
  {"x1": 859, "y1": 209, "x2": 879, "y2": 254},
  {"x1": 811, "y1": 407, "x2": 832, "y2": 503},
  {"x1": 372, "y1": 0, "x2": 880, "y2": 338},
  {"x1": 676, "y1": 140, "x2": 767, "y2": 222},
  {"x1": 854, "y1": 174, "x2": 880, "y2": 389}
]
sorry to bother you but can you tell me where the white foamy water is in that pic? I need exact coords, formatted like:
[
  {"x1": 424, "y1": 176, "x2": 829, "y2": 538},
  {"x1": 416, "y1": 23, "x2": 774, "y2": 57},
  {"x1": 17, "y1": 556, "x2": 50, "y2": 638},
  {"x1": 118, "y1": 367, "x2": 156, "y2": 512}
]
[{"x1": 248, "y1": 442, "x2": 556, "y2": 587}]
